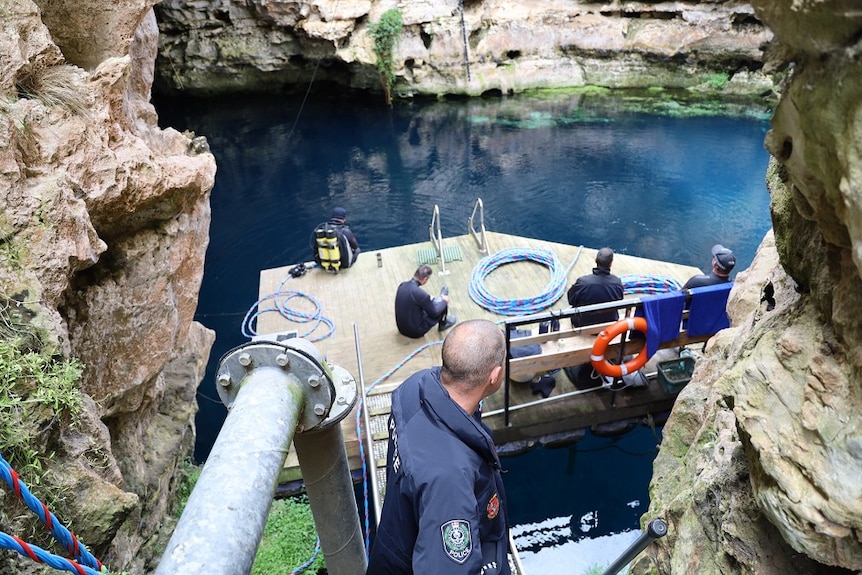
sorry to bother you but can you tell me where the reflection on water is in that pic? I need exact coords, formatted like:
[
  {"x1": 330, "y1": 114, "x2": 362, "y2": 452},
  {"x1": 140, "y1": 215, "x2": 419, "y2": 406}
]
[{"x1": 155, "y1": 91, "x2": 772, "y2": 570}]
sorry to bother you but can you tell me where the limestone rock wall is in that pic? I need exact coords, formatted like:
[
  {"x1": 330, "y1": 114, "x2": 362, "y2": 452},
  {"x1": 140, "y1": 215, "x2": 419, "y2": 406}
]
[
  {"x1": 638, "y1": 1, "x2": 862, "y2": 573},
  {"x1": 0, "y1": 0, "x2": 215, "y2": 572},
  {"x1": 153, "y1": 0, "x2": 776, "y2": 98}
]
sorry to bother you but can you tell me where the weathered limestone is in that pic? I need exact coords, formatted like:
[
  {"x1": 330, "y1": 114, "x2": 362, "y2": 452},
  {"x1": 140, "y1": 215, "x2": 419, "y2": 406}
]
[
  {"x1": 153, "y1": 0, "x2": 776, "y2": 98},
  {"x1": 1, "y1": 0, "x2": 215, "y2": 571},
  {"x1": 637, "y1": 1, "x2": 862, "y2": 573}
]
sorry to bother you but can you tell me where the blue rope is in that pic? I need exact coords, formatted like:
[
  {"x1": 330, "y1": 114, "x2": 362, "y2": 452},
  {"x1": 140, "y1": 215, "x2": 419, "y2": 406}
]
[
  {"x1": 468, "y1": 247, "x2": 582, "y2": 316},
  {"x1": 620, "y1": 273, "x2": 682, "y2": 294},
  {"x1": 241, "y1": 272, "x2": 335, "y2": 342},
  {"x1": 289, "y1": 537, "x2": 321, "y2": 574},
  {"x1": 0, "y1": 532, "x2": 103, "y2": 575},
  {"x1": 354, "y1": 340, "x2": 444, "y2": 558},
  {"x1": 0, "y1": 453, "x2": 104, "y2": 572}
]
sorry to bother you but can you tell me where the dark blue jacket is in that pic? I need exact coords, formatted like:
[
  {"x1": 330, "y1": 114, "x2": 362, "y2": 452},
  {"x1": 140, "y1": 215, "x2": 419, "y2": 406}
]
[
  {"x1": 367, "y1": 367, "x2": 510, "y2": 575},
  {"x1": 394, "y1": 279, "x2": 448, "y2": 338},
  {"x1": 682, "y1": 271, "x2": 730, "y2": 290},
  {"x1": 566, "y1": 267, "x2": 624, "y2": 327}
]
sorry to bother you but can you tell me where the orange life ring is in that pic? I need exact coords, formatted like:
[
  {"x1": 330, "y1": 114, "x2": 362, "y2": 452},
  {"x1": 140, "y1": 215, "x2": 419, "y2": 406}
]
[{"x1": 590, "y1": 317, "x2": 649, "y2": 377}]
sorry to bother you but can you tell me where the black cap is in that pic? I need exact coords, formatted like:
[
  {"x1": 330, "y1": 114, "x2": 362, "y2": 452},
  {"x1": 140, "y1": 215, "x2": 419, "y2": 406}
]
[
  {"x1": 712, "y1": 244, "x2": 736, "y2": 273},
  {"x1": 331, "y1": 207, "x2": 347, "y2": 220}
]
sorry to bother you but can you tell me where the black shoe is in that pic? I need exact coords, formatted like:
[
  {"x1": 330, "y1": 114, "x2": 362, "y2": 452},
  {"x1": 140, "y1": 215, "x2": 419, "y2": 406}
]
[
  {"x1": 440, "y1": 286, "x2": 448, "y2": 296},
  {"x1": 438, "y1": 315, "x2": 457, "y2": 332}
]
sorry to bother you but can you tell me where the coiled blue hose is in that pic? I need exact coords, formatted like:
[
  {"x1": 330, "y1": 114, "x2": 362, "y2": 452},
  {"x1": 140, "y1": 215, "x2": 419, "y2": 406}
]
[
  {"x1": 468, "y1": 247, "x2": 582, "y2": 316},
  {"x1": 620, "y1": 273, "x2": 682, "y2": 294}
]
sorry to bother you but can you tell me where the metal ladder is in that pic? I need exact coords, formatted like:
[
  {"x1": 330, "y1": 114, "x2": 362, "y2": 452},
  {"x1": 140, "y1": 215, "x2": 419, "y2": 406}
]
[{"x1": 429, "y1": 204, "x2": 451, "y2": 275}]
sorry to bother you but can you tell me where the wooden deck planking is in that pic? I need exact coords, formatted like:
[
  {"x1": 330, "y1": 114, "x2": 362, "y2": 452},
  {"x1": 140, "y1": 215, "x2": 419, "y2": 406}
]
[{"x1": 257, "y1": 231, "x2": 704, "y2": 486}]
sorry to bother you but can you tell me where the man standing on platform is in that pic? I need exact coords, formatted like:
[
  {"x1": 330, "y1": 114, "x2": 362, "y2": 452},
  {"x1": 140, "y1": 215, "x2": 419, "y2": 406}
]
[{"x1": 367, "y1": 319, "x2": 511, "y2": 575}]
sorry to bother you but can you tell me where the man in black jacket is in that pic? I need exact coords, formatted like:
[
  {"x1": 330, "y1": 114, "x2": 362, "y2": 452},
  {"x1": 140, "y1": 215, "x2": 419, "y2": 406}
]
[
  {"x1": 367, "y1": 319, "x2": 510, "y2": 575},
  {"x1": 567, "y1": 247, "x2": 624, "y2": 327},
  {"x1": 683, "y1": 244, "x2": 736, "y2": 289},
  {"x1": 564, "y1": 247, "x2": 624, "y2": 388},
  {"x1": 394, "y1": 265, "x2": 456, "y2": 337}
]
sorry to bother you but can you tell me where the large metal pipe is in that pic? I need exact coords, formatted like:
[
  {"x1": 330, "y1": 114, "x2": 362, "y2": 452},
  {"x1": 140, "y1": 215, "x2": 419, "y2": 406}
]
[
  {"x1": 155, "y1": 366, "x2": 305, "y2": 575},
  {"x1": 599, "y1": 518, "x2": 668, "y2": 575},
  {"x1": 294, "y1": 425, "x2": 367, "y2": 575}
]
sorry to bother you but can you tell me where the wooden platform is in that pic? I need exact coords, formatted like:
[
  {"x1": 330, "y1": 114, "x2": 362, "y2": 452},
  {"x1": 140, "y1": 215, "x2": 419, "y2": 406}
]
[{"x1": 257, "y1": 231, "x2": 703, "y2": 486}]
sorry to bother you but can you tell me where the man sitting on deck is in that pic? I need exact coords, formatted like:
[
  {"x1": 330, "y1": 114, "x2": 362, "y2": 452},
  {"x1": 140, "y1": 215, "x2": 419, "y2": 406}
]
[
  {"x1": 564, "y1": 247, "x2": 625, "y2": 388},
  {"x1": 394, "y1": 265, "x2": 457, "y2": 338},
  {"x1": 683, "y1": 244, "x2": 736, "y2": 289},
  {"x1": 310, "y1": 206, "x2": 360, "y2": 272}
]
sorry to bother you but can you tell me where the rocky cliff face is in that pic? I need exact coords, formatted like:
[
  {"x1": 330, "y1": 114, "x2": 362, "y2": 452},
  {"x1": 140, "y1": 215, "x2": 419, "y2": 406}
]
[
  {"x1": 637, "y1": 1, "x2": 862, "y2": 573},
  {"x1": 1, "y1": 1, "x2": 215, "y2": 572},
  {"x1": 153, "y1": 0, "x2": 776, "y2": 98}
]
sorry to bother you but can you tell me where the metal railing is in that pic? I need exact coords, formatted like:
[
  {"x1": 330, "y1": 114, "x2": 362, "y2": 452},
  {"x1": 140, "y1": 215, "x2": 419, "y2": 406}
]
[
  {"x1": 600, "y1": 518, "x2": 668, "y2": 575},
  {"x1": 469, "y1": 197, "x2": 489, "y2": 254},
  {"x1": 429, "y1": 204, "x2": 450, "y2": 275}
]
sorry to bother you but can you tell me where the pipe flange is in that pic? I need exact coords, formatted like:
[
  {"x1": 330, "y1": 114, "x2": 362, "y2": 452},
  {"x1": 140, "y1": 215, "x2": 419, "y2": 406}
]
[
  {"x1": 215, "y1": 338, "x2": 336, "y2": 432},
  {"x1": 308, "y1": 362, "x2": 358, "y2": 431}
]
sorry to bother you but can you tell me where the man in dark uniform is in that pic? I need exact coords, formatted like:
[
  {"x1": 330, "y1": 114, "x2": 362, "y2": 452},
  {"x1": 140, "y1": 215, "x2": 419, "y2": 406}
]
[
  {"x1": 367, "y1": 319, "x2": 511, "y2": 575},
  {"x1": 564, "y1": 247, "x2": 625, "y2": 388},
  {"x1": 683, "y1": 244, "x2": 736, "y2": 289},
  {"x1": 394, "y1": 265, "x2": 456, "y2": 338},
  {"x1": 566, "y1": 247, "x2": 624, "y2": 327}
]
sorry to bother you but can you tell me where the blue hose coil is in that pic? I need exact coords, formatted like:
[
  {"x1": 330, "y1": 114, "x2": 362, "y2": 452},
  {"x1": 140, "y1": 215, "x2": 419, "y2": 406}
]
[{"x1": 469, "y1": 247, "x2": 579, "y2": 316}]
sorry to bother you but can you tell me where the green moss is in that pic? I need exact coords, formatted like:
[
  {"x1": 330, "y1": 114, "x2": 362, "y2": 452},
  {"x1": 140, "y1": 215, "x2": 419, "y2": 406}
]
[{"x1": 252, "y1": 495, "x2": 326, "y2": 574}]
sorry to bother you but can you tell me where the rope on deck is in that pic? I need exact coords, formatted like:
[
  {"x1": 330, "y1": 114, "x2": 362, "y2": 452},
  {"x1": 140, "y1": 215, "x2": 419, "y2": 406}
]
[
  {"x1": 0, "y1": 453, "x2": 106, "y2": 574},
  {"x1": 620, "y1": 274, "x2": 683, "y2": 294},
  {"x1": 468, "y1": 247, "x2": 582, "y2": 316},
  {"x1": 241, "y1": 266, "x2": 335, "y2": 342}
]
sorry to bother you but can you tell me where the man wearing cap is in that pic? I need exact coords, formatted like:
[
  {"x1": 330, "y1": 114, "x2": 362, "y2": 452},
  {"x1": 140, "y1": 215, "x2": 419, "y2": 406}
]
[
  {"x1": 683, "y1": 244, "x2": 736, "y2": 289},
  {"x1": 310, "y1": 207, "x2": 360, "y2": 271}
]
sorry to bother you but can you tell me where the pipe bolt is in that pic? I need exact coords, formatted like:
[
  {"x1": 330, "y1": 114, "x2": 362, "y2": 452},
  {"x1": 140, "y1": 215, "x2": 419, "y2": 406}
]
[
  {"x1": 217, "y1": 373, "x2": 232, "y2": 388},
  {"x1": 308, "y1": 375, "x2": 321, "y2": 388},
  {"x1": 238, "y1": 352, "x2": 252, "y2": 367},
  {"x1": 276, "y1": 353, "x2": 290, "y2": 367},
  {"x1": 337, "y1": 396, "x2": 347, "y2": 405},
  {"x1": 313, "y1": 403, "x2": 326, "y2": 416}
]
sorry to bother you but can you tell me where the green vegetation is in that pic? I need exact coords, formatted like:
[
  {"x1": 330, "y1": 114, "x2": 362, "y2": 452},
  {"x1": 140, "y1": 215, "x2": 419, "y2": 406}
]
[
  {"x1": 0, "y1": 301, "x2": 84, "y2": 483},
  {"x1": 171, "y1": 458, "x2": 203, "y2": 517},
  {"x1": 252, "y1": 495, "x2": 325, "y2": 574},
  {"x1": 703, "y1": 72, "x2": 729, "y2": 90},
  {"x1": 368, "y1": 9, "x2": 403, "y2": 106}
]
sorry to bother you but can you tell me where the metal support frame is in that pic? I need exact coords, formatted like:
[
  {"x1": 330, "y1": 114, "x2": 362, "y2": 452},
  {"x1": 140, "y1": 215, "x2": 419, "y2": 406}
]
[{"x1": 155, "y1": 336, "x2": 364, "y2": 575}]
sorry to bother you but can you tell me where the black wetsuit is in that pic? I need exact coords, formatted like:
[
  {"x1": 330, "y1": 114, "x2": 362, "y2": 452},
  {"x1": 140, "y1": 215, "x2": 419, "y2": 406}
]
[{"x1": 394, "y1": 279, "x2": 448, "y2": 338}]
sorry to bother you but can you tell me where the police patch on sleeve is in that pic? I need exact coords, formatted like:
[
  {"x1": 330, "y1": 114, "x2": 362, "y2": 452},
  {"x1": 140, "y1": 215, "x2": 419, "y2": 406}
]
[{"x1": 440, "y1": 519, "x2": 472, "y2": 564}]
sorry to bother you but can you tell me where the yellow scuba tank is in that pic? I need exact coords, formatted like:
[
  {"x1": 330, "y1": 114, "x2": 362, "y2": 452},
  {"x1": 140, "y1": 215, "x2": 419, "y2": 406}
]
[
  {"x1": 315, "y1": 226, "x2": 333, "y2": 271},
  {"x1": 326, "y1": 228, "x2": 342, "y2": 272}
]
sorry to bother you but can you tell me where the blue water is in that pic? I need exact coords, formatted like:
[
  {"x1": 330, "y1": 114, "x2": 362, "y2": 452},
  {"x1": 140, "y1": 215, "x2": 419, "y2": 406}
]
[{"x1": 154, "y1": 92, "x2": 772, "y2": 557}]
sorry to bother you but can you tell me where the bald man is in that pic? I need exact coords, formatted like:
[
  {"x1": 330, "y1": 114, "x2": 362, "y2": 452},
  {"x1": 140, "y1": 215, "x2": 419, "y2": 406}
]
[{"x1": 368, "y1": 319, "x2": 511, "y2": 575}]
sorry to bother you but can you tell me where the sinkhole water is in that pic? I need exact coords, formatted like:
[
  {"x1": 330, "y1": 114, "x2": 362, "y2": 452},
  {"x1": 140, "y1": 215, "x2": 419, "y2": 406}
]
[{"x1": 155, "y1": 91, "x2": 772, "y2": 573}]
